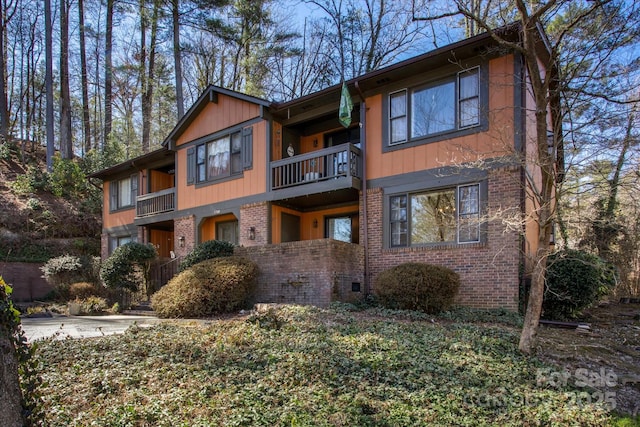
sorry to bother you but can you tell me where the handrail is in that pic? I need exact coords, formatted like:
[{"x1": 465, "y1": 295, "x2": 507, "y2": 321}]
[
  {"x1": 136, "y1": 187, "x2": 176, "y2": 217},
  {"x1": 271, "y1": 143, "x2": 361, "y2": 190}
]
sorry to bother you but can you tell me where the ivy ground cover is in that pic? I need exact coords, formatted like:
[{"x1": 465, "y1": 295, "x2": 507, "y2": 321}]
[{"x1": 35, "y1": 305, "x2": 614, "y2": 426}]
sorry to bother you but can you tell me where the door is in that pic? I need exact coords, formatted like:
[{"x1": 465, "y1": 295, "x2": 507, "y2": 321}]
[
  {"x1": 216, "y1": 220, "x2": 238, "y2": 245},
  {"x1": 281, "y1": 212, "x2": 300, "y2": 243}
]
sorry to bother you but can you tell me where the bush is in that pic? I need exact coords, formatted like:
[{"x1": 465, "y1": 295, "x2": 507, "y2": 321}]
[
  {"x1": 41, "y1": 255, "x2": 100, "y2": 288},
  {"x1": 68, "y1": 282, "x2": 104, "y2": 300},
  {"x1": 542, "y1": 249, "x2": 617, "y2": 320},
  {"x1": 152, "y1": 256, "x2": 257, "y2": 318},
  {"x1": 178, "y1": 240, "x2": 235, "y2": 272},
  {"x1": 100, "y1": 243, "x2": 157, "y2": 292},
  {"x1": 79, "y1": 296, "x2": 108, "y2": 315},
  {"x1": 373, "y1": 262, "x2": 460, "y2": 314}
]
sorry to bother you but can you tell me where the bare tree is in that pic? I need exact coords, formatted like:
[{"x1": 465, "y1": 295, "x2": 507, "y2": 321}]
[
  {"x1": 415, "y1": 0, "x2": 640, "y2": 353},
  {"x1": 171, "y1": 0, "x2": 184, "y2": 117},
  {"x1": 60, "y1": 0, "x2": 73, "y2": 159},
  {"x1": 140, "y1": 0, "x2": 161, "y2": 153},
  {"x1": 306, "y1": 0, "x2": 427, "y2": 79},
  {"x1": 104, "y1": 0, "x2": 114, "y2": 149},
  {"x1": 79, "y1": 0, "x2": 92, "y2": 155},
  {"x1": 0, "y1": 0, "x2": 18, "y2": 142},
  {"x1": 45, "y1": 0, "x2": 54, "y2": 171}
]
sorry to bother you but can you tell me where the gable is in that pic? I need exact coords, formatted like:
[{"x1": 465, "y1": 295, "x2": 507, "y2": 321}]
[{"x1": 174, "y1": 95, "x2": 262, "y2": 147}]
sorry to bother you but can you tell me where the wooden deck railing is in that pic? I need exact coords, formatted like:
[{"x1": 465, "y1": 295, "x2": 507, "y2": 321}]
[
  {"x1": 270, "y1": 144, "x2": 361, "y2": 190},
  {"x1": 136, "y1": 188, "x2": 175, "y2": 217}
]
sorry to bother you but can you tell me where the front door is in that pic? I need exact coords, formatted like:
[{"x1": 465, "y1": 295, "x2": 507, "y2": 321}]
[{"x1": 281, "y1": 212, "x2": 300, "y2": 243}]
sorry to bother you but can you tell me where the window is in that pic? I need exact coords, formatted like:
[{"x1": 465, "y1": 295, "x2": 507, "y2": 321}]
[
  {"x1": 388, "y1": 67, "x2": 480, "y2": 145},
  {"x1": 187, "y1": 126, "x2": 253, "y2": 185},
  {"x1": 326, "y1": 214, "x2": 359, "y2": 244},
  {"x1": 390, "y1": 183, "x2": 481, "y2": 246},
  {"x1": 109, "y1": 174, "x2": 138, "y2": 211},
  {"x1": 216, "y1": 220, "x2": 238, "y2": 245},
  {"x1": 109, "y1": 234, "x2": 137, "y2": 254}
]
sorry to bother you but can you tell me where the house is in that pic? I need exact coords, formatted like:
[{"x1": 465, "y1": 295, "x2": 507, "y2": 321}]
[{"x1": 89, "y1": 24, "x2": 559, "y2": 310}]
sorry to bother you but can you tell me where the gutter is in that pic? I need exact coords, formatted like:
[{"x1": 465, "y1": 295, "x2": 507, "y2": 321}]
[{"x1": 354, "y1": 80, "x2": 369, "y2": 296}]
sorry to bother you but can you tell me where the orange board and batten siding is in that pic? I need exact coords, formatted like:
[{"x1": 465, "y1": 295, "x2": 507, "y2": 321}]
[
  {"x1": 102, "y1": 186, "x2": 136, "y2": 229},
  {"x1": 365, "y1": 55, "x2": 517, "y2": 180},
  {"x1": 271, "y1": 204, "x2": 359, "y2": 244},
  {"x1": 175, "y1": 96, "x2": 261, "y2": 147},
  {"x1": 175, "y1": 96, "x2": 268, "y2": 211}
]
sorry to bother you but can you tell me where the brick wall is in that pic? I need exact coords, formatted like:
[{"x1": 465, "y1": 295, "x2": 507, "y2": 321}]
[
  {"x1": 240, "y1": 202, "x2": 269, "y2": 247},
  {"x1": 365, "y1": 166, "x2": 522, "y2": 310},
  {"x1": 0, "y1": 262, "x2": 53, "y2": 302},
  {"x1": 235, "y1": 239, "x2": 364, "y2": 307},
  {"x1": 174, "y1": 215, "x2": 196, "y2": 258}
]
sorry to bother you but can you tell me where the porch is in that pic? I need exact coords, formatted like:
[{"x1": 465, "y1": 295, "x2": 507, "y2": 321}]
[
  {"x1": 269, "y1": 143, "x2": 362, "y2": 205},
  {"x1": 136, "y1": 188, "x2": 176, "y2": 218}
]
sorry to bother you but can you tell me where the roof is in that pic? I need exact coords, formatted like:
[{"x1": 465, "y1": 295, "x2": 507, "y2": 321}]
[
  {"x1": 269, "y1": 22, "x2": 532, "y2": 125},
  {"x1": 87, "y1": 147, "x2": 175, "y2": 180}
]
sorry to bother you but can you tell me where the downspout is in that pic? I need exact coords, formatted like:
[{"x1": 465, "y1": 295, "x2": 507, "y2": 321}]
[{"x1": 354, "y1": 80, "x2": 369, "y2": 296}]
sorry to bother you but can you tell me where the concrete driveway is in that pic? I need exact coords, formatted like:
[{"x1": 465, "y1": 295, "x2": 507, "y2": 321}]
[{"x1": 20, "y1": 314, "x2": 161, "y2": 341}]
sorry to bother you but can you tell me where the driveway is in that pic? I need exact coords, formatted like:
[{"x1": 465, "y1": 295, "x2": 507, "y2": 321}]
[{"x1": 20, "y1": 314, "x2": 162, "y2": 341}]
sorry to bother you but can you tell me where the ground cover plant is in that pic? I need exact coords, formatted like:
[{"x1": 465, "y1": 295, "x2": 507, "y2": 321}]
[{"x1": 32, "y1": 305, "x2": 627, "y2": 426}]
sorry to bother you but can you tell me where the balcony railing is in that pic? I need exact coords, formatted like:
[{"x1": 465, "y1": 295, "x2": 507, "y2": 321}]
[
  {"x1": 136, "y1": 187, "x2": 175, "y2": 217},
  {"x1": 270, "y1": 143, "x2": 362, "y2": 191}
]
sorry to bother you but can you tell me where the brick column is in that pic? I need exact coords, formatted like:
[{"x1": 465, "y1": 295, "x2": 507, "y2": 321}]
[
  {"x1": 240, "y1": 202, "x2": 269, "y2": 247},
  {"x1": 174, "y1": 215, "x2": 196, "y2": 258}
]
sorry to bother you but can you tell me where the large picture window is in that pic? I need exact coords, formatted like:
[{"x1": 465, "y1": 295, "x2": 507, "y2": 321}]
[
  {"x1": 388, "y1": 67, "x2": 480, "y2": 145},
  {"x1": 109, "y1": 174, "x2": 138, "y2": 211},
  {"x1": 188, "y1": 126, "x2": 253, "y2": 185},
  {"x1": 390, "y1": 183, "x2": 481, "y2": 247}
]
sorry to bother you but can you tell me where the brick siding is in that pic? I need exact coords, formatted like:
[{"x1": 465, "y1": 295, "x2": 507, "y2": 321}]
[
  {"x1": 235, "y1": 239, "x2": 364, "y2": 307},
  {"x1": 240, "y1": 202, "x2": 269, "y2": 247},
  {"x1": 365, "y1": 166, "x2": 522, "y2": 310},
  {"x1": 174, "y1": 215, "x2": 196, "y2": 258}
]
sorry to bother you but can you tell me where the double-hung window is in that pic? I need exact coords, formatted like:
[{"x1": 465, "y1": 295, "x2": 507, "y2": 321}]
[
  {"x1": 388, "y1": 67, "x2": 480, "y2": 145},
  {"x1": 390, "y1": 183, "x2": 481, "y2": 247},
  {"x1": 109, "y1": 174, "x2": 138, "y2": 212},
  {"x1": 187, "y1": 126, "x2": 253, "y2": 185}
]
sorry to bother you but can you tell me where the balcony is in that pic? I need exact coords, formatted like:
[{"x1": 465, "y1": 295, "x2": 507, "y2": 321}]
[
  {"x1": 136, "y1": 188, "x2": 175, "y2": 218},
  {"x1": 271, "y1": 143, "x2": 362, "y2": 191}
]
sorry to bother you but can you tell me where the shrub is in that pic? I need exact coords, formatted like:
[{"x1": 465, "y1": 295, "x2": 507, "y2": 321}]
[
  {"x1": 373, "y1": 262, "x2": 460, "y2": 314},
  {"x1": 68, "y1": 282, "x2": 104, "y2": 300},
  {"x1": 542, "y1": 249, "x2": 617, "y2": 320},
  {"x1": 152, "y1": 256, "x2": 257, "y2": 318},
  {"x1": 100, "y1": 243, "x2": 157, "y2": 292},
  {"x1": 79, "y1": 296, "x2": 108, "y2": 315},
  {"x1": 41, "y1": 255, "x2": 100, "y2": 289},
  {"x1": 178, "y1": 240, "x2": 235, "y2": 272}
]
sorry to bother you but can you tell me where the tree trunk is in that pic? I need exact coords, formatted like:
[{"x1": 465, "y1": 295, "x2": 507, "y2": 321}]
[
  {"x1": 59, "y1": 0, "x2": 73, "y2": 159},
  {"x1": 0, "y1": 0, "x2": 10, "y2": 141},
  {"x1": 0, "y1": 283, "x2": 24, "y2": 427},
  {"x1": 141, "y1": 0, "x2": 160, "y2": 153},
  {"x1": 172, "y1": 0, "x2": 184, "y2": 118},
  {"x1": 104, "y1": 0, "x2": 114, "y2": 149},
  {"x1": 79, "y1": 0, "x2": 92, "y2": 155},
  {"x1": 0, "y1": 332, "x2": 22, "y2": 427},
  {"x1": 516, "y1": 13, "x2": 558, "y2": 354},
  {"x1": 45, "y1": 0, "x2": 54, "y2": 171}
]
